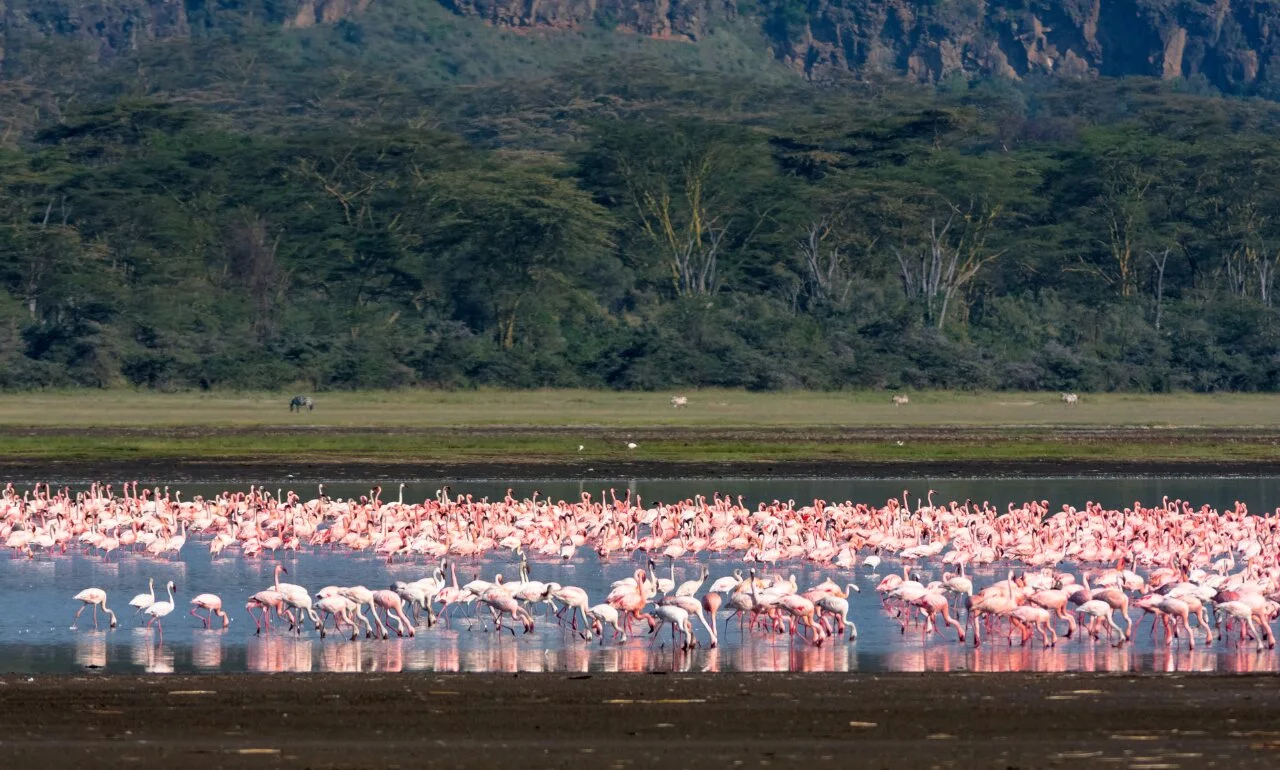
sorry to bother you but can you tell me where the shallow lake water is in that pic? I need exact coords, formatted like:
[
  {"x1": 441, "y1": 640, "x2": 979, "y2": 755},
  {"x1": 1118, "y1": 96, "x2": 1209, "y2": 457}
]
[{"x1": 14, "y1": 476, "x2": 1280, "y2": 674}]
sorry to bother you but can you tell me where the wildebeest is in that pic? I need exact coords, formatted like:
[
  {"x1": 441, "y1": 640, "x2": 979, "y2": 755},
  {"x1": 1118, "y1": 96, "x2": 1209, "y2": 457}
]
[
  {"x1": 290, "y1": 396, "x2": 314, "y2": 412},
  {"x1": 670, "y1": 395, "x2": 688, "y2": 408},
  {"x1": 1061, "y1": 392, "x2": 1079, "y2": 405},
  {"x1": 892, "y1": 395, "x2": 909, "y2": 406}
]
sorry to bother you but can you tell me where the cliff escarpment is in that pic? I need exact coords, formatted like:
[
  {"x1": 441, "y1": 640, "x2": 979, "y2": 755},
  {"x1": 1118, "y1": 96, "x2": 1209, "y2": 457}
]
[
  {"x1": 2, "y1": 0, "x2": 1278, "y2": 91},
  {"x1": 0, "y1": 0, "x2": 371, "y2": 62},
  {"x1": 771, "y1": 0, "x2": 1276, "y2": 89}
]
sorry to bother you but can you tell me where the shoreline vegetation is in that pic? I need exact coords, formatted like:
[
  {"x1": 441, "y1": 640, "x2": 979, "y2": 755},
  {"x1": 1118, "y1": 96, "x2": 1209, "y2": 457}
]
[{"x1": 0, "y1": 390, "x2": 1276, "y2": 470}]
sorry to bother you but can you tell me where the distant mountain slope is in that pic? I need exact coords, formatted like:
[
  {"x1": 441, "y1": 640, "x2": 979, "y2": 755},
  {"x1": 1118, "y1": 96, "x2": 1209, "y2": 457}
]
[{"x1": 2, "y1": 0, "x2": 1277, "y2": 93}]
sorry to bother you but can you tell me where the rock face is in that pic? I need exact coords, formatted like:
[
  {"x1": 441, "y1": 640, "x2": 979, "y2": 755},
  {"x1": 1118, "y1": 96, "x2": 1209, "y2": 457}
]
[
  {"x1": 439, "y1": 0, "x2": 731, "y2": 39},
  {"x1": 771, "y1": 0, "x2": 1279, "y2": 89},
  {"x1": 1, "y1": 0, "x2": 191, "y2": 61},
  {"x1": 435, "y1": 0, "x2": 1280, "y2": 90},
  {"x1": 284, "y1": 0, "x2": 376, "y2": 29},
  {"x1": 2, "y1": 0, "x2": 1279, "y2": 92},
  {"x1": 0, "y1": 0, "x2": 372, "y2": 63}
]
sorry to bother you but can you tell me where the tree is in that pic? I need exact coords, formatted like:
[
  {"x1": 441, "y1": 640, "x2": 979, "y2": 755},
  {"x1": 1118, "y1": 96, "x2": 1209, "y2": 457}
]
[
  {"x1": 894, "y1": 199, "x2": 1005, "y2": 330},
  {"x1": 579, "y1": 119, "x2": 775, "y2": 299}
]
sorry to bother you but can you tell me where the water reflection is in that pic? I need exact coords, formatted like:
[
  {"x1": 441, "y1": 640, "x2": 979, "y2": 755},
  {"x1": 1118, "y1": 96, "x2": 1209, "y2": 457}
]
[
  {"x1": 192, "y1": 631, "x2": 224, "y2": 670},
  {"x1": 129, "y1": 633, "x2": 175, "y2": 673},
  {"x1": 74, "y1": 632, "x2": 107, "y2": 669},
  {"x1": 247, "y1": 635, "x2": 313, "y2": 673},
  {"x1": 23, "y1": 632, "x2": 1280, "y2": 674}
]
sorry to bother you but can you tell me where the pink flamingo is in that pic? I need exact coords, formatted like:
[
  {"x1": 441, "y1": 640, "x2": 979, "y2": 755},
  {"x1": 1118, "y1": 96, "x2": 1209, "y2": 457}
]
[
  {"x1": 71, "y1": 588, "x2": 118, "y2": 630},
  {"x1": 190, "y1": 593, "x2": 230, "y2": 628}
]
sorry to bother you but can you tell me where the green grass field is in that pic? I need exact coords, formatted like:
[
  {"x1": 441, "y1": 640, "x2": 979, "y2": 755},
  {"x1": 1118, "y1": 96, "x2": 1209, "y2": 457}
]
[
  {"x1": 0, "y1": 390, "x2": 1277, "y2": 464},
  {"x1": 1, "y1": 389, "x2": 1279, "y2": 428}
]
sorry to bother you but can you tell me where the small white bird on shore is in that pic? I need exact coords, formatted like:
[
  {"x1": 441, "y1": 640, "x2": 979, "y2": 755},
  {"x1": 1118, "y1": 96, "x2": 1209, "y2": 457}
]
[{"x1": 626, "y1": 442, "x2": 637, "y2": 450}]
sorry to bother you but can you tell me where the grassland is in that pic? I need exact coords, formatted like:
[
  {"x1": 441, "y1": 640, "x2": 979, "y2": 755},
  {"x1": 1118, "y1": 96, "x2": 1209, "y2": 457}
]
[
  {"x1": 0, "y1": 390, "x2": 1276, "y2": 472},
  {"x1": 4, "y1": 389, "x2": 1280, "y2": 428}
]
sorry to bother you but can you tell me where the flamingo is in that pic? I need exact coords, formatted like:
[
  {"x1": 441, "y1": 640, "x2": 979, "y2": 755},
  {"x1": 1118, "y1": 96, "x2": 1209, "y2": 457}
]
[
  {"x1": 315, "y1": 596, "x2": 362, "y2": 640},
  {"x1": 246, "y1": 590, "x2": 288, "y2": 634},
  {"x1": 71, "y1": 588, "x2": 118, "y2": 630},
  {"x1": 585, "y1": 604, "x2": 626, "y2": 643},
  {"x1": 651, "y1": 604, "x2": 694, "y2": 650},
  {"x1": 164, "y1": 520, "x2": 187, "y2": 560},
  {"x1": 190, "y1": 593, "x2": 229, "y2": 628},
  {"x1": 129, "y1": 578, "x2": 156, "y2": 617},
  {"x1": 675, "y1": 565, "x2": 709, "y2": 597},
  {"x1": 145, "y1": 581, "x2": 177, "y2": 634},
  {"x1": 1077, "y1": 599, "x2": 1125, "y2": 645}
]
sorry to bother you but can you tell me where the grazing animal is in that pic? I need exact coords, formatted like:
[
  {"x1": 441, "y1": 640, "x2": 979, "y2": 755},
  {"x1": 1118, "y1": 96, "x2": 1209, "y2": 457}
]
[
  {"x1": 670, "y1": 395, "x2": 688, "y2": 408},
  {"x1": 289, "y1": 396, "x2": 314, "y2": 412},
  {"x1": 1061, "y1": 392, "x2": 1079, "y2": 405},
  {"x1": 891, "y1": 395, "x2": 909, "y2": 406}
]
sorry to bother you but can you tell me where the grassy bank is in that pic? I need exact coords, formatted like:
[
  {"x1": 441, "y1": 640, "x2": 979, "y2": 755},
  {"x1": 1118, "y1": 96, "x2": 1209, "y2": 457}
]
[
  {"x1": 0, "y1": 389, "x2": 1276, "y2": 465},
  {"x1": 3, "y1": 389, "x2": 1280, "y2": 428},
  {"x1": 0, "y1": 430, "x2": 1275, "y2": 464}
]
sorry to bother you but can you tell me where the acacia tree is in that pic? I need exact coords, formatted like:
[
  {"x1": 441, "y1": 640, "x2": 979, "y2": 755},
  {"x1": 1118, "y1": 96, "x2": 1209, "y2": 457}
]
[
  {"x1": 433, "y1": 164, "x2": 612, "y2": 350},
  {"x1": 1059, "y1": 128, "x2": 1182, "y2": 299},
  {"x1": 580, "y1": 119, "x2": 775, "y2": 299},
  {"x1": 1212, "y1": 142, "x2": 1280, "y2": 306},
  {"x1": 795, "y1": 215, "x2": 856, "y2": 310},
  {"x1": 225, "y1": 210, "x2": 287, "y2": 339},
  {"x1": 894, "y1": 199, "x2": 1005, "y2": 330}
]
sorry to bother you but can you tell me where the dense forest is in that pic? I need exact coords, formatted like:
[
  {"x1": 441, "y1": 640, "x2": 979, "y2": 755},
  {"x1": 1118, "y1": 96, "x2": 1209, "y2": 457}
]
[{"x1": 2, "y1": 3, "x2": 1280, "y2": 392}]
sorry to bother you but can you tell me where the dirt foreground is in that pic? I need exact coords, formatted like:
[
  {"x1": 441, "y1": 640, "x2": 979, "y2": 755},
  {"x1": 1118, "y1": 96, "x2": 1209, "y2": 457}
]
[{"x1": 2, "y1": 672, "x2": 1278, "y2": 768}]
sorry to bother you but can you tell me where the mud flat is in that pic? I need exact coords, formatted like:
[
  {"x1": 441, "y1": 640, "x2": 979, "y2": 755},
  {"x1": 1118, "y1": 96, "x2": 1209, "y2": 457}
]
[{"x1": 2, "y1": 672, "x2": 1279, "y2": 768}]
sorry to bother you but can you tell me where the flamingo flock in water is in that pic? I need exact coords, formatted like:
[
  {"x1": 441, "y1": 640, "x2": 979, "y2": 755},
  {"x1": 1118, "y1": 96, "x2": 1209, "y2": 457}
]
[{"x1": 24, "y1": 482, "x2": 1280, "y2": 651}]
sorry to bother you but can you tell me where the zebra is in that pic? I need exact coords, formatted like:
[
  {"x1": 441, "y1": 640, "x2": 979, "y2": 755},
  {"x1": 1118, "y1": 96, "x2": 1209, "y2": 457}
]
[{"x1": 289, "y1": 396, "x2": 314, "y2": 412}]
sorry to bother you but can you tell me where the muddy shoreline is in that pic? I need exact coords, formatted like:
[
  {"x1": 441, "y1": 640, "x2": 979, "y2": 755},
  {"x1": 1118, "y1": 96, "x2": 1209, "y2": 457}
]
[
  {"x1": 1, "y1": 672, "x2": 1276, "y2": 768},
  {"x1": 3, "y1": 457, "x2": 1280, "y2": 483},
  {"x1": 1, "y1": 425, "x2": 1277, "y2": 481}
]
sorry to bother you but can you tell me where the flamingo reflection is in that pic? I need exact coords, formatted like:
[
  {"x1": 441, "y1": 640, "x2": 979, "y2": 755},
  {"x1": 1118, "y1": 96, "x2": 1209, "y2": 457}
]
[
  {"x1": 74, "y1": 632, "x2": 107, "y2": 669},
  {"x1": 247, "y1": 635, "x2": 313, "y2": 672}
]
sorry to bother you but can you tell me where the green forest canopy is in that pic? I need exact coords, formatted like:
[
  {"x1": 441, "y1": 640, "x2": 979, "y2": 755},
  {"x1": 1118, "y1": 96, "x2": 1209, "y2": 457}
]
[{"x1": 3, "y1": 18, "x2": 1280, "y2": 392}]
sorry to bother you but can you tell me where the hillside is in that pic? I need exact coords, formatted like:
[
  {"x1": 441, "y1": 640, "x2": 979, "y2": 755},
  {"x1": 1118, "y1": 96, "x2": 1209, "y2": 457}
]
[
  {"x1": 3, "y1": 0, "x2": 1279, "y2": 93},
  {"x1": 0, "y1": 2, "x2": 1279, "y2": 393}
]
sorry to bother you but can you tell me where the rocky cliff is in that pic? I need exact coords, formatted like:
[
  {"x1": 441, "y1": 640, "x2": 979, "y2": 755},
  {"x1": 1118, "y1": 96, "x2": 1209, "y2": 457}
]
[
  {"x1": 1, "y1": 0, "x2": 191, "y2": 62},
  {"x1": 2, "y1": 0, "x2": 1278, "y2": 91},
  {"x1": 439, "y1": 0, "x2": 733, "y2": 40},
  {"x1": 0, "y1": 0, "x2": 371, "y2": 63},
  {"x1": 775, "y1": 0, "x2": 1277, "y2": 89},
  {"x1": 439, "y1": 0, "x2": 1279, "y2": 89}
]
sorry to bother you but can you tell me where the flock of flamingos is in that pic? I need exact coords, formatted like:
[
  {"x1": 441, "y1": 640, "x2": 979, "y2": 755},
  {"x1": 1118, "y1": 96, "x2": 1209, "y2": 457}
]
[{"x1": 18, "y1": 481, "x2": 1280, "y2": 653}]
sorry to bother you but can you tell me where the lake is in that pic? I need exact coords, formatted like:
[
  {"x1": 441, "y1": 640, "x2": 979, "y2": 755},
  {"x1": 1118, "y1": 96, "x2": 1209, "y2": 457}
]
[{"x1": 12, "y1": 476, "x2": 1280, "y2": 674}]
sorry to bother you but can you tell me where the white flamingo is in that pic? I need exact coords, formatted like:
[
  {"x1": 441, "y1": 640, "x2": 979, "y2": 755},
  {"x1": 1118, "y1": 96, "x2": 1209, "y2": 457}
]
[
  {"x1": 129, "y1": 578, "x2": 156, "y2": 617},
  {"x1": 145, "y1": 581, "x2": 177, "y2": 634}
]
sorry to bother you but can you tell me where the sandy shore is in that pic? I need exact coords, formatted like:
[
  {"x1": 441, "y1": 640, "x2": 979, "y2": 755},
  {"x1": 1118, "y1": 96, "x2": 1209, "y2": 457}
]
[{"x1": 1, "y1": 672, "x2": 1277, "y2": 768}]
